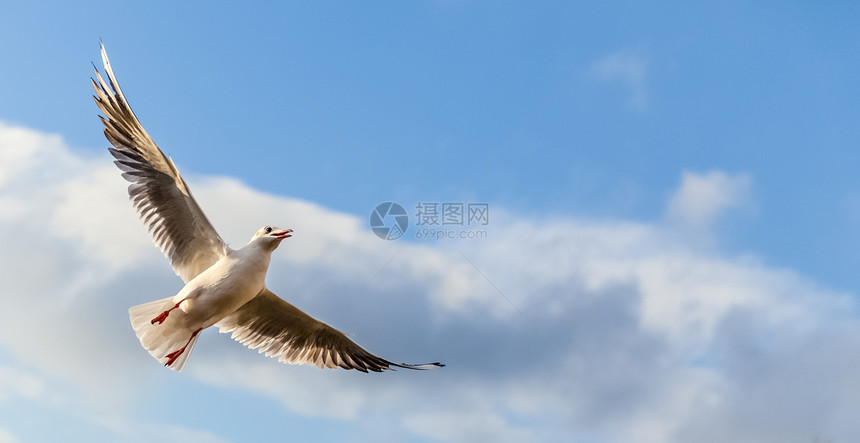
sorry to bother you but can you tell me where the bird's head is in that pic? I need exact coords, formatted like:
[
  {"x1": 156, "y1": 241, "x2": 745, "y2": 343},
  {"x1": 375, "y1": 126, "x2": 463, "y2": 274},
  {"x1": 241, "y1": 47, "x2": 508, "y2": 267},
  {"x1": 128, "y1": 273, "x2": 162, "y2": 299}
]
[{"x1": 251, "y1": 225, "x2": 293, "y2": 249}]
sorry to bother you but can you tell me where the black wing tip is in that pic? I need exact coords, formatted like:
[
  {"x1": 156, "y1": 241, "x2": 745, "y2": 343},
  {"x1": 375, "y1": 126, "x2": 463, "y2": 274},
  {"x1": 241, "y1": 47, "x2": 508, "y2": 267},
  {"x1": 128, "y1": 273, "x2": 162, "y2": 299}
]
[
  {"x1": 393, "y1": 361, "x2": 445, "y2": 370},
  {"x1": 94, "y1": 38, "x2": 105, "y2": 71}
]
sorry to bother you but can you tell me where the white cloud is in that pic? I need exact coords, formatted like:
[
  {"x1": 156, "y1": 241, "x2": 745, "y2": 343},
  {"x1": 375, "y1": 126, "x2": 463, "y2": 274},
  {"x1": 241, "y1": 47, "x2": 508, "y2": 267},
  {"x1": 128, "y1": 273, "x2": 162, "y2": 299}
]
[
  {"x1": 0, "y1": 428, "x2": 19, "y2": 443},
  {"x1": 103, "y1": 420, "x2": 236, "y2": 443},
  {"x1": 591, "y1": 52, "x2": 650, "y2": 111},
  {"x1": 0, "y1": 124, "x2": 236, "y2": 441},
  {"x1": 2, "y1": 121, "x2": 860, "y2": 442},
  {"x1": 666, "y1": 170, "x2": 752, "y2": 229},
  {"x1": 403, "y1": 411, "x2": 534, "y2": 443},
  {"x1": 0, "y1": 365, "x2": 50, "y2": 404},
  {"x1": 190, "y1": 357, "x2": 370, "y2": 420}
]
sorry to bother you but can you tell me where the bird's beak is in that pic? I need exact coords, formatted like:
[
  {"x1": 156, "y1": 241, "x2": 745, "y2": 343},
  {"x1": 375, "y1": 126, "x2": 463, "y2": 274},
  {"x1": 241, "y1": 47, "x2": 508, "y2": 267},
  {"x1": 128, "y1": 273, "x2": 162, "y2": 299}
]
[{"x1": 275, "y1": 229, "x2": 293, "y2": 239}]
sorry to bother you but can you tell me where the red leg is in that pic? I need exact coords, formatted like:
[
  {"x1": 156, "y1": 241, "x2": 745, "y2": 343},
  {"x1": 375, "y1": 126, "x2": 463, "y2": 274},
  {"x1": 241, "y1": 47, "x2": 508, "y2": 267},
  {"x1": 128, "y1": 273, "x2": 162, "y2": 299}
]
[
  {"x1": 165, "y1": 328, "x2": 202, "y2": 367},
  {"x1": 151, "y1": 300, "x2": 185, "y2": 325}
]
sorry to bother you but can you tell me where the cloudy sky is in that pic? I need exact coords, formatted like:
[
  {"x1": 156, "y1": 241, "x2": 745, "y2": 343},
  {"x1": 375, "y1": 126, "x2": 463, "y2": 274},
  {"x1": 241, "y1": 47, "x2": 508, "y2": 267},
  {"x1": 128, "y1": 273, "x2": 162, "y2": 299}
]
[{"x1": 2, "y1": 1, "x2": 860, "y2": 442}]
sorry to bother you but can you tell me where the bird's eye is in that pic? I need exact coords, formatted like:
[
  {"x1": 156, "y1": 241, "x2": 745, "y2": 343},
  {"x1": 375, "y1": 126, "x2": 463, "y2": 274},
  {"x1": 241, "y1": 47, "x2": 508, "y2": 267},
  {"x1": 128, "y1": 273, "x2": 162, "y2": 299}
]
[{"x1": 265, "y1": 226, "x2": 272, "y2": 234}]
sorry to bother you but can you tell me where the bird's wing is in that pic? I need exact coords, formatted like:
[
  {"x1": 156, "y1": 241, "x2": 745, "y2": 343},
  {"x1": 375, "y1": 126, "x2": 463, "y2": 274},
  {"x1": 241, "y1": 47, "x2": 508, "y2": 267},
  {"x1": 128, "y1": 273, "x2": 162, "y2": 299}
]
[
  {"x1": 217, "y1": 288, "x2": 444, "y2": 372},
  {"x1": 92, "y1": 43, "x2": 227, "y2": 282}
]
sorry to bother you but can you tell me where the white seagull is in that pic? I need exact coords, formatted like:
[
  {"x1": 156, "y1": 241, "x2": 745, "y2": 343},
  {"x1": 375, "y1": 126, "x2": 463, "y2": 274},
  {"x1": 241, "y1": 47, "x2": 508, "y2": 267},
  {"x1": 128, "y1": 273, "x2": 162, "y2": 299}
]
[{"x1": 92, "y1": 44, "x2": 443, "y2": 372}]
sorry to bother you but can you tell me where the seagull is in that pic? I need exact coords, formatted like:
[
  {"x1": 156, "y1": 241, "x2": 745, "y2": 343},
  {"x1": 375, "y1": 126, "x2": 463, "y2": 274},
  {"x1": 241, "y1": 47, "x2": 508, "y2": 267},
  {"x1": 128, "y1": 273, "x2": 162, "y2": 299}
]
[{"x1": 92, "y1": 43, "x2": 443, "y2": 372}]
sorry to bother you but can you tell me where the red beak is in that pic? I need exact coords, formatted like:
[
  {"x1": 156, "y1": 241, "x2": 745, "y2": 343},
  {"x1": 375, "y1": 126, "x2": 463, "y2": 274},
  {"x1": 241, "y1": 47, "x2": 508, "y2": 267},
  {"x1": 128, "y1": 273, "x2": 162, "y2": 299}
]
[{"x1": 275, "y1": 229, "x2": 293, "y2": 239}]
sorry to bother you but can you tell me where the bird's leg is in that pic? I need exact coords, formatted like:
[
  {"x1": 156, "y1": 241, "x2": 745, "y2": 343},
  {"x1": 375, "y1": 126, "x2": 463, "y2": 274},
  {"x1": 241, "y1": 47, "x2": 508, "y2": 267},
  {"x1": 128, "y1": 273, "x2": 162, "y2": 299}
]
[
  {"x1": 151, "y1": 299, "x2": 186, "y2": 325},
  {"x1": 164, "y1": 328, "x2": 202, "y2": 368}
]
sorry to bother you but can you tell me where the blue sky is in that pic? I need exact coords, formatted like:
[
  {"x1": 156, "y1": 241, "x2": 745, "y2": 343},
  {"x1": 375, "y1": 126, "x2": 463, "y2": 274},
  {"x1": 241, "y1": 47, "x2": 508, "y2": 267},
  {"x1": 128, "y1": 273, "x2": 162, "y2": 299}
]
[{"x1": 2, "y1": 1, "x2": 860, "y2": 442}]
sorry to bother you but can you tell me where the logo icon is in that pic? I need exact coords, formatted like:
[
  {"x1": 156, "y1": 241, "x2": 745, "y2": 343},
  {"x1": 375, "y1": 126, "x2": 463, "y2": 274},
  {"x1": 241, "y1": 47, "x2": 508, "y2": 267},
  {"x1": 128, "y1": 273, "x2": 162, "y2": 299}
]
[{"x1": 370, "y1": 202, "x2": 409, "y2": 240}]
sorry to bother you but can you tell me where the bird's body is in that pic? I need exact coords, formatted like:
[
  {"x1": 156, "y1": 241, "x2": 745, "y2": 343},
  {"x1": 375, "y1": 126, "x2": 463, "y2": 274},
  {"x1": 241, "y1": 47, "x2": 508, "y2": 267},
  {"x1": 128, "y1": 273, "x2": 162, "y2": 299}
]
[
  {"x1": 92, "y1": 43, "x2": 442, "y2": 372},
  {"x1": 172, "y1": 235, "x2": 276, "y2": 329},
  {"x1": 129, "y1": 227, "x2": 290, "y2": 370}
]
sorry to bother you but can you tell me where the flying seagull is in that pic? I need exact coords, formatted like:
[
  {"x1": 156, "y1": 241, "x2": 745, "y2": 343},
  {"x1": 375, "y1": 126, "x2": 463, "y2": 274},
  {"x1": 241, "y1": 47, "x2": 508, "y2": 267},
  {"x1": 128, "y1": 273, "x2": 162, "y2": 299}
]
[{"x1": 92, "y1": 43, "x2": 443, "y2": 372}]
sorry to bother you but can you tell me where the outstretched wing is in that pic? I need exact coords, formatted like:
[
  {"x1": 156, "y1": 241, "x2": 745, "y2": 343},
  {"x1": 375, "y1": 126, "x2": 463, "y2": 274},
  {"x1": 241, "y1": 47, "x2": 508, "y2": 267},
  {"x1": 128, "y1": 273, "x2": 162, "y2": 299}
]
[
  {"x1": 217, "y1": 289, "x2": 444, "y2": 372},
  {"x1": 93, "y1": 43, "x2": 227, "y2": 282}
]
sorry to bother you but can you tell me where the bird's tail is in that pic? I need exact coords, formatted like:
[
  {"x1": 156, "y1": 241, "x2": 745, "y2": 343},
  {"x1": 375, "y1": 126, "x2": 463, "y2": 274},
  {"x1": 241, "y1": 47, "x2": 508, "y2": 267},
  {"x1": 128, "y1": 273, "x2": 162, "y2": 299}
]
[{"x1": 129, "y1": 297, "x2": 200, "y2": 372}]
